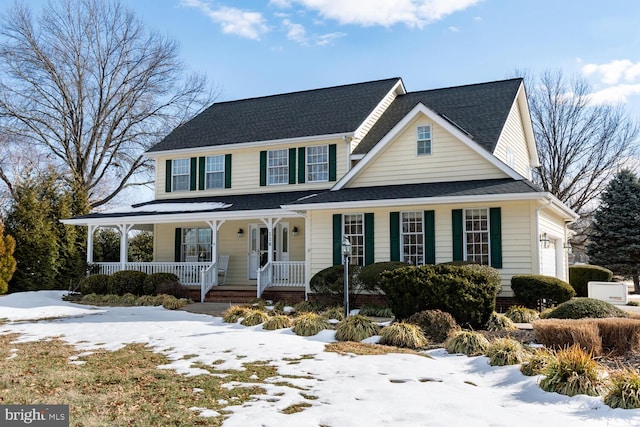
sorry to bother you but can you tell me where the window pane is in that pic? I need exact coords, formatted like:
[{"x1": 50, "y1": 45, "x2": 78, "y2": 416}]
[
  {"x1": 205, "y1": 155, "x2": 225, "y2": 189},
  {"x1": 172, "y1": 159, "x2": 190, "y2": 191},
  {"x1": 464, "y1": 208, "x2": 489, "y2": 265},
  {"x1": 267, "y1": 149, "x2": 288, "y2": 185},
  {"x1": 307, "y1": 145, "x2": 329, "y2": 182},
  {"x1": 401, "y1": 211, "x2": 424, "y2": 265},
  {"x1": 343, "y1": 214, "x2": 365, "y2": 266}
]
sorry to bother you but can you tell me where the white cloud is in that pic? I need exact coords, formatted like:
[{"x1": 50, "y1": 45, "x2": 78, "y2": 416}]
[
  {"x1": 448, "y1": 26, "x2": 460, "y2": 32},
  {"x1": 315, "y1": 32, "x2": 346, "y2": 46},
  {"x1": 585, "y1": 84, "x2": 640, "y2": 105},
  {"x1": 271, "y1": 0, "x2": 481, "y2": 28},
  {"x1": 582, "y1": 59, "x2": 640, "y2": 85},
  {"x1": 180, "y1": 0, "x2": 269, "y2": 40},
  {"x1": 283, "y1": 19, "x2": 309, "y2": 44}
]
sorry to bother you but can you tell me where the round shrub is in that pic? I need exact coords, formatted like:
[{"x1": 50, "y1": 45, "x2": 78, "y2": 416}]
[
  {"x1": 511, "y1": 275, "x2": 575, "y2": 309},
  {"x1": 359, "y1": 261, "x2": 407, "y2": 291},
  {"x1": 543, "y1": 298, "x2": 628, "y2": 319},
  {"x1": 292, "y1": 313, "x2": 331, "y2": 336},
  {"x1": 222, "y1": 306, "x2": 251, "y2": 323},
  {"x1": 485, "y1": 312, "x2": 517, "y2": 332},
  {"x1": 379, "y1": 322, "x2": 428, "y2": 349},
  {"x1": 569, "y1": 265, "x2": 613, "y2": 297},
  {"x1": 540, "y1": 345, "x2": 604, "y2": 397},
  {"x1": 144, "y1": 272, "x2": 180, "y2": 296},
  {"x1": 485, "y1": 338, "x2": 529, "y2": 366},
  {"x1": 79, "y1": 274, "x2": 110, "y2": 295},
  {"x1": 241, "y1": 309, "x2": 270, "y2": 326},
  {"x1": 444, "y1": 331, "x2": 489, "y2": 356},
  {"x1": 335, "y1": 315, "x2": 380, "y2": 342},
  {"x1": 263, "y1": 315, "x2": 293, "y2": 330},
  {"x1": 406, "y1": 309, "x2": 459, "y2": 343},
  {"x1": 505, "y1": 306, "x2": 539, "y2": 323},
  {"x1": 604, "y1": 368, "x2": 640, "y2": 409},
  {"x1": 107, "y1": 270, "x2": 147, "y2": 296}
]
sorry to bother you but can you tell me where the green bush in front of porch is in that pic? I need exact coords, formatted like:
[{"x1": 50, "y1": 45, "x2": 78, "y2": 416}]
[{"x1": 108, "y1": 270, "x2": 148, "y2": 296}]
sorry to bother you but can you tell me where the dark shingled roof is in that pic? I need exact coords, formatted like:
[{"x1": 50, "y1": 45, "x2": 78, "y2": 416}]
[
  {"x1": 354, "y1": 78, "x2": 523, "y2": 155},
  {"x1": 285, "y1": 178, "x2": 543, "y2": 206},
  {"x1": 148, "y1": 78, "x2": 402, "y2": 152}
]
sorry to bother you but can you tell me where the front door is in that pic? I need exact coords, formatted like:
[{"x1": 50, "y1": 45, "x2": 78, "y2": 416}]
[{"x1": 248, "y1": 223, "x2": 289, "y2": 279}]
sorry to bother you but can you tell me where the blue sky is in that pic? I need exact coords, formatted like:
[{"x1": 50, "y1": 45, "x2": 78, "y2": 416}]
[{"x1": 113, "y1": 0, "x2": 640, "y2": 119}]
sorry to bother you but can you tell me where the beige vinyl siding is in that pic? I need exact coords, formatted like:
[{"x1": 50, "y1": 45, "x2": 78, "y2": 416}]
[
  {"x1": 154, "y1": 138, "x2": 347, "y2": 199},
  {"x1": 349, "y1": 115, "x2": 509, "y2": 188},
  {"x1": 538, "y1": 208, "x2": 569, "y2": 281},
  {"x1": 494, "y1": 99, "x2": 532, "y2": 179},
  {"x1": 307, "y1": 200, "x2": 537, "y2": 297}
]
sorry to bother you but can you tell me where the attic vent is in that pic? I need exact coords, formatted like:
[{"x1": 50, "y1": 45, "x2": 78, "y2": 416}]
[{"x1": 440, "y1": 114, "x2": 473, "y2": 139}]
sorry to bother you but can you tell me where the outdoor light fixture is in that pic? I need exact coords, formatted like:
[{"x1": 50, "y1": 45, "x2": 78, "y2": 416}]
[
  {"x1": 539, "y1": 232, "x2": 550, "y2": 248},
  {"x1": 237, "y1": 228, "x2": 244, "y2": 238},
  {"x1": 292, "y1": 226, "x2": 298, "y2": 236},
  {"x1": 342, "y1": 237, "x2": 352, "y2": 318},
  {"x1": 563, "y1": 240, "x2": 573, "y2": 253}
]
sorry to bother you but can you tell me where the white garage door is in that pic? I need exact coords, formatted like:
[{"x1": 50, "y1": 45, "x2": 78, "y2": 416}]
[{"x1": 541, "y1": 240, "x2": 556, "y2": 277}]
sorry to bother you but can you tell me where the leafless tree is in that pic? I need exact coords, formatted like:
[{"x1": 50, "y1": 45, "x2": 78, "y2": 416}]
[
  {"x1": 0, "y1": 0, "x2": 216, "y2": 211},
  {"x1": 525, "y1": 70, "x2": 639, "y2": 216}
]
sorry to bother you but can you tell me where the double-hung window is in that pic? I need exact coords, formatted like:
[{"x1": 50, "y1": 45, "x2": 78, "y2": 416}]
[
  {"x1": 464, "y1": 208, "x2": 489, "y2": 265},
  {"x1": 182, "y1": 227, "x2": 212, "y2": 262},
  {"x1": 267, "y1": 149, "x2": 289, "y2": 185},
  {"x1": 306, "y1": 145, "x2": 329, "y2": 182},
  {"x1": 172, "y1": 159, "x2": 190, "y2": 192},
  {"x1": 343, "y1": 213, "x2": 365, "y2": 266},
  {"x1": 401, "y1": 211, "x2": 424, "y2": 265},
  {"x1": 417, "y1": 125, "x2": 432, "y2": 155},
  {"x1": 205, "y1": 155, "x2": 224, "y2": 189}
]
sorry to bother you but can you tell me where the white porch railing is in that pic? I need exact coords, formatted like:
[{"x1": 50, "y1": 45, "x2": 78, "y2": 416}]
[
  {"x1": 93, "y1": 262, "x2": 208, "y2": 286},
  {"x1": 257, "y1": 261, "x2": 305, "y2": 298},
  {"x1": 200, "y1": 262, "x2": 218, "y2": 303}
]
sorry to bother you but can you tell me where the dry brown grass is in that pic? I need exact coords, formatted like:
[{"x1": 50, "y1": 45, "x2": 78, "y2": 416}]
[
  {"x1": 325, "y1": 342, "x2": 431, "y2": 358},
  {"x1": 595, "y1": 318, "x2": 640, "y2": 355}
]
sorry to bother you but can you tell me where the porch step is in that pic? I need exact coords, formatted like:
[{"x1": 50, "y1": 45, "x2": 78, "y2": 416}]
[{"x1": 187, "y1": 286, "x2": 306, "y2": 304}]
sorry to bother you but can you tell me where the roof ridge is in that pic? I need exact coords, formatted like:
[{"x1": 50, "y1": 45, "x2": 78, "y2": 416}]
[{"x1": 403, "y1": 77, "x2": 523, "y2": 96}]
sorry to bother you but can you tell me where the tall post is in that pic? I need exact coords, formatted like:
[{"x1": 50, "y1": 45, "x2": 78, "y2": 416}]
[{"x1": 343, "y1": 251, "x2": 349, "y2": 319}]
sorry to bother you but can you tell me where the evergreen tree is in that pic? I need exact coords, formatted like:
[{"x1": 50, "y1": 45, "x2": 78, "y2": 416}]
[
  {"x1": 587, "y1": 169, "x2": 640, "y2": 293},
  {"x1": 0, "y1": 220, "x2": 16, "y2": 294},
  {"x1": 129, "y1": 231, "x2": 153, "y2": 262},
  {"x1": 94, "y1": 228, "x2": 120, "y2": 262}
]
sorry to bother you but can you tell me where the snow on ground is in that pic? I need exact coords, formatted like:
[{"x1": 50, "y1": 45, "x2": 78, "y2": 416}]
[{"x1": 1, "y1": 291, "x2": 640, "y2": 427}]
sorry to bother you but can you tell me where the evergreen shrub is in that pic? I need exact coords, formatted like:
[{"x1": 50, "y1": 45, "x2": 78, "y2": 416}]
[
  {"x1": 544, "y1": 297, "x2": 628, "y2": 319},
  {"x1": 79, "y1": 274, "x2": 110, "y2": 295},
  {"x1": 569, "y1": 265, "x2": 613, "y2": 297},
  {"x1": 144, "y1": 272, "x2": 181, "y2": 296},
  {"x1": 358, "y1": 261, "x2": 407, "y2": 291},
  {"x1": 309, "y1": 264, "x2": 363, "y2": 306},
  {"x1": 107, "y1": 270, "x2": 147, "y2": 295},
  {"x1": 380, "y1": 264, "x2": 501, "y2": 328},
  {"x1": 406, "y1": 309, "x2": 459, "y2": 343},
  {"x1": 511, "y1": 275, "x2": 575, "y2": 309}
]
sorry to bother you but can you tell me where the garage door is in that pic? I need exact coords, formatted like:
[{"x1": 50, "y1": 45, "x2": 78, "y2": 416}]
[{"x1": 541, "y1": 240, "x2": 556, "y2": 277}]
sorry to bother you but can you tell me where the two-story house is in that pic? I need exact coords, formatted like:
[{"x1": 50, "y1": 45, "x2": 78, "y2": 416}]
[{"x1": 63, "y1": 77, "x2": 578, "y2": 303}]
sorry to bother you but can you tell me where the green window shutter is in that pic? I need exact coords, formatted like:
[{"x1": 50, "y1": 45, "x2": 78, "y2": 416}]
[
  {"x1": 198, "y1": 157, "x2": 205, "y2": 190},
  {"x1": 365, "y1": 213, "x2": 374, "y2": 266},
  {"x1": 390, "y1": 212, "x2": 400, "y2": 262},
  {"x1": 225, "y1": 154, "x2": 232, "y2": 188},
  {"x1": 289, "y1": 148, "x2": 296, "y2": 184},
  {"x1": 165, "y1": 160, "x2": 172, "y2": 193},
  {"x1": 490, "y1": 207, "x2": 503, "y2": 268},
  {"x1": 298, "y1": 147, "x2": 306, "y2": 184},
  {"x1": 424, "y1": 210, "x2": 435, "y2": 264},
  {"x1": 259, "y1": 151, "x2": 267, "y2": 186},
  {"x1": 174, "y1": 228, "x2": 182, "y2": 262},
  {"x1": 333, "y1": 214, "x2": 342, "y2": 266},
  {"x1": 329, "y1": 144, "x2": 337, "y2": 181},
  {"x1": 452, "y1": 209, "x2": 463, "y2": 261},
  {"x1": 190, "y1": 157, "x2": 197, "y2": 191}
]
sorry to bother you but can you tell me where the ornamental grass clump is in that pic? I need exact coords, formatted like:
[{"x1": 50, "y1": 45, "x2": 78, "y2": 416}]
[
  {"x1": 240, "y1": 309, "x2": 270, "y2": 326},
  {"x1": 335, "y1": 315, "x2": 380, "y2": 342},
  {"x1": 323, "y1": 306, "x2": 345, "y2": 321},
  {"x1": 444, "y1": 331, "x2": 489, "y2": 356},
  {"x1": 161, "y1": 296, "x2": 190, "y2": 310},
  {"x1": 292, "y1": 312, "x2": 331, "y2": 336},
  {"x1": 293, "y1": 300, "x2": 322, "y2": 314},
  {"x1": 604, "y1": 368, "x2": 640, "y2": 409},
  {"x1": 485, "y1": 312, "x2": 517, "y2": 332},
  {"x1": 222, "y1": 306, "x2": 251, "y2": 323},
  {"x1": 540, "y1": 345, "x2": 604, "y2": 397},
  {"x1": 263, "y1": 314, "x2": 293, "y2": 330},
  {"x1": 505, "y1": 306, "x2": 539, "y2": 323},
  {"x1": 358, "y1": 304, "x2": 394, "y2": 318},
  {"x1": 379, "y1": 322, "x2": 428, "y2": 349},
  {"x1": 520, "y1": 348, "x2": 553, "y2": 376},
  {"x1": 485, "y1": 338, "x2": 529, "y2": 366}
]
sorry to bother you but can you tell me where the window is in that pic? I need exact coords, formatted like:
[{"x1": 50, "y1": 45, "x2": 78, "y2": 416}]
[
  {"x1": 417, "y1": 125, "x2": 432, "y2": 155},
  {"x1": 267, "y1": 149, "x2": 288, "y2": 185},
  {"x1": 182, "y1": 227, "x2": 212, "y2": 262},
  {"x1": 464, "y1": 208, "x2": 489, "y2": 265},
  {"x1": 172, "y1": 159, "x2": 190, "y2": 192},
  {"x1": 401, "y1": 211, "x2": 424, "y2": 265},
  {"x1": 344, "y1": 214, "x2": 364, "y2": 266},
  {"x1": 205, "y1": 155, "x2": 224, "y2": 189},
  {"x1": 306, "y1": 145, "x2": 329, "y2": 182}
]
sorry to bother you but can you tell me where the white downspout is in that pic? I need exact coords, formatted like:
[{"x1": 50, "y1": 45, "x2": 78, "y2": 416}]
[{"x1": 535, "y1": 198, "x2": 553, "y2": 274}]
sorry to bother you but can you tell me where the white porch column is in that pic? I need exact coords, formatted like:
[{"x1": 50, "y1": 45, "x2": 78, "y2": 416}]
[
  {"x1": 205, "y1": 220, "x2": 225, "y2": 264},
  {"x1": 86, "y1": 225, "x2": 96, "y2": 264},
  {"x1": 260, "y1": 217, "x2": 282, "y2": 265},
  {"x1": 117, "y1": 224, "x2": 134, "y2": 270}
]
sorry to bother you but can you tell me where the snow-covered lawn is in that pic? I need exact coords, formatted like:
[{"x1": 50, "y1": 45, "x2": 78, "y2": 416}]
[{"x1": 1, "y1": 291, "x2": 640, "y2": 427}]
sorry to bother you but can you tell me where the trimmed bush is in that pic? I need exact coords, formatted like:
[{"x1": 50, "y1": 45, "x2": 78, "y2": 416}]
[
  {"x1": 380, "y1": 264, "x2": 501, "y2": 328},
  {"x1": 544, "y1": 298, "x2": 628, "y2": 320},
  {"x1": 263, "y1": 315, "x2": 293, "y2": 330},
  {"x1": 485, "y1": 338, "x2": 529, "y2": 366},
  {"x1": 604, "y1": 369, "x2": 640, "y2": 409},
  {"x1": 144, "y1": 273, "x2": 181, "y2": 296},
  {"x1": 406, "y1": 309, "x2": 459, "y2": 343},
  {"x1": 379, "y1": 322, "x2": 428, "y2": 349},
  {"x1": 444, "y1": 331, "x2": 489, "y2": 356},
  {"x1": 569, "y1": 265, "x2": 613, "y2": 297},
  {"x1": 323, "y1": 306, "x2": 345, "y2": 321},
  {"x1": 79, "y1": 274, "x2": 109, "y2": 295},
  {"x1": 540, "y1": 345, "x2": 604, "y2": 397},
  {"x1": 359, "y1": 261, "x2": 407, "y2": 291},
  {"x1": 485, "y1": 312, "x2": 517, "y2": 332},
  {"x1": 241, "y1": 309, "x2": 270, "y2": 326},
  {"x1": 534, "y1": 319, "x2": 603, "y2": 356},
  {"x1": 309, "y1": 264, "x2": 364, "y2": 305},
  {"x1": 292, "y1": 313, "x2": 331, "y2": 336},
  {"x1": 504, "y1": 306, "x2": 539, "y2": 323},
  {"x1": 520, "y1": 348, "x2": 553, "y2": 376},
  {"x1": 107, "y1": 270, "x2": 147, "y2": 296},
  {"x1": 222, "y1": 306, "x2": 251, "y2": 323},
  {"x1": 511, "y1": 275, "x2": 575, "y2": 309},
  {"x1": 335, "y1": 315, "x2": 380, "y2": 342}
]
